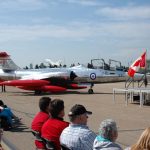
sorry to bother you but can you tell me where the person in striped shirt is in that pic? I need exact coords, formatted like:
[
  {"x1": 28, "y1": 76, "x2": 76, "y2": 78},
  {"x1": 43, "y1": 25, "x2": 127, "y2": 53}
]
[{"x1": 60, "y1": 104, "x2": 96, "y2": 150}]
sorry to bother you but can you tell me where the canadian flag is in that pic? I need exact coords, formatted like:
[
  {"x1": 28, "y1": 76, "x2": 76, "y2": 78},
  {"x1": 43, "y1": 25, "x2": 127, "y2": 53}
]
[{"x1": 128, "y1": 52, "x2": 146, "y2": 77}]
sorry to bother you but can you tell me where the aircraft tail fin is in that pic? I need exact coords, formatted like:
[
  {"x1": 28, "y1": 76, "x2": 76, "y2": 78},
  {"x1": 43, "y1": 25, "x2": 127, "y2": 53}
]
[{"x1": 0, "y1": 52, "x2": 20, "y2": 71}]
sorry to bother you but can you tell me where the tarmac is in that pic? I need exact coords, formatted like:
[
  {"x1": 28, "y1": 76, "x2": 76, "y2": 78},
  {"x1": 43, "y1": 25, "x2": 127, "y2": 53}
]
[{"x1": 0, "y1": 82, "x2": 150, "y2": 150}]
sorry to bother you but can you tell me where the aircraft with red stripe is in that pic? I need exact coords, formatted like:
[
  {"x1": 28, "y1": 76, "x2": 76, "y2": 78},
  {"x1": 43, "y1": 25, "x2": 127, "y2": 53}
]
[{"x1": 0, "y1": 52, "x2": 147, "y2": 94}]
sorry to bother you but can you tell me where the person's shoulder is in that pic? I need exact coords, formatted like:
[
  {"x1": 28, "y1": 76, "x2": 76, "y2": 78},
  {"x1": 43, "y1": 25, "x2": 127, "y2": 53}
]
[
  {"x1": 81, "y1": 125, "x2": 95, "y2": 132},
  {"x1": 33, "y1": 111, "x2": 48, "y2": 119},
  {"x1": 85, "y1": 128, "x2": 96, "y2": 135},
  {"x1": 34, "y1": 111, "x2": 41, "y2": 116},
  {"x1": 59, "y1": 120, "x2": 69, "y2": 128},
  {"x1": 40, "y1": 111, "x2": 49, "y2": 117},
  {"x1": 63, "y1": 121, "x2": 69, "y2": 126},
  {"x1": 45, "y1": 118, "x2": 67, "y2": 125},
  {"x1": 4, "y1": 106, "x2": 11, "y2": 110},
  {"x1": 39, "y1": 111, "x2": 49, "y2": 115},
  {"x1": 80, "y1": 126, "x2": 96, "y2": 136}
]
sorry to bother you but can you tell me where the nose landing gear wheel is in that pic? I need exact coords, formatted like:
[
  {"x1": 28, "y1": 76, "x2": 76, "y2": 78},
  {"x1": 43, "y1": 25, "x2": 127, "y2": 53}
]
[
  {"x1": 88, "y1": 83, "x2": 94, "y2": 94},
  {"x1": 88, "y1": 89, "x2": 94, "y2": 94},
  {"x1": 34, "y1": 90, "x2": 42, "y2": 95}
]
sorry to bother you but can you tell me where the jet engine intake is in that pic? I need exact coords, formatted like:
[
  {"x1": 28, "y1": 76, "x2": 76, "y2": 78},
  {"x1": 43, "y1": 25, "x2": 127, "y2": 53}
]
[{"x1": 70, "y1": 71, "x2": 77, "y2": 81}]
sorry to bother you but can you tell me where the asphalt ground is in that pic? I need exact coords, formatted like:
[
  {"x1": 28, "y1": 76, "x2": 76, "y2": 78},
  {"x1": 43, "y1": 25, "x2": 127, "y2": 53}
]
[{"x1": 0, "y1": 82, "x2": 150, "y2": 150}]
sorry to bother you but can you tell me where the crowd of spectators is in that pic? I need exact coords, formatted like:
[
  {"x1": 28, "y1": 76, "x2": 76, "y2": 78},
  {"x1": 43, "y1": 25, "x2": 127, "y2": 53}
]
[
  {"x1": 0, "y1": 97, "x2": 149, "y2": 150},
  {"x1": 30, "y1": 97, "x2": 150, "y2": 150}
]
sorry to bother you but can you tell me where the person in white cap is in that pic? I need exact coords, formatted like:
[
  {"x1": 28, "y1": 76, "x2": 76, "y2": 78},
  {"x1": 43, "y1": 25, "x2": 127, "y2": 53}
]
[{"x1": 60, "y1": 104, "x2": 96, "y2": 150}]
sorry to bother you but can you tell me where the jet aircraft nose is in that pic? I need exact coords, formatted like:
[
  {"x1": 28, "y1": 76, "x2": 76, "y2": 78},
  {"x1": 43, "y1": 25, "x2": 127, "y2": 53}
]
[{"x1": 70, "y1": 71, "x2": 77, "y2": 80}]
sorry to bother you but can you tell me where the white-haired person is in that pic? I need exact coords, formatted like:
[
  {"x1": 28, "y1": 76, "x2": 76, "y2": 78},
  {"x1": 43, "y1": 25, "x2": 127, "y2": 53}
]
[{"x1": 93, "y1": 119, "x2": 123, "y2": 150}]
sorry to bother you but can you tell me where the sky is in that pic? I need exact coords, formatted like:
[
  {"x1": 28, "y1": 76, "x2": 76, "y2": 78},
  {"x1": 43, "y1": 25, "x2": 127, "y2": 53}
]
[{"x1": 0, "y1": 0, "x2": 150, "y2": 68}]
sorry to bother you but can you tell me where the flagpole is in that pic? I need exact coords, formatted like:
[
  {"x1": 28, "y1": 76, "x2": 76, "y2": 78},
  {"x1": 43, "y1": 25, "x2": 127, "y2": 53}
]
[{"x1": 144, "y1": 49, "x2": 147, "y2": 87}]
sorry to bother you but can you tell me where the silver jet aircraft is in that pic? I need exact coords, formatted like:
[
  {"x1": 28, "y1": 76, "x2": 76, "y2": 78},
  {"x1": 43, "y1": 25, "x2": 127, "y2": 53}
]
[{"x1": 0, "y1": 52, "x2": 145, "y2": 94}]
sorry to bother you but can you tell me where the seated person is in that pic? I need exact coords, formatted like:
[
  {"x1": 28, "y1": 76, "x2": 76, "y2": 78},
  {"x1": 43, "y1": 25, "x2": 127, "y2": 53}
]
[
  {"x1": 31, "y1": 97, "x2": 51, "y2": 150},
  {"x1": 0, "y1": 100, "x2": 20, "y2": 129},
  {"x1": 60, "y1": 104, "x2": 96, "y2": 150},
  {"x1": 93, "y1": 119, "x2": 122, "y2": 150},
  {"x1": 0, "y1": 100, "x2": 19, "y2": 119},
  {"x1": 124, "y1": 127, "x2": 150, "y2": 150},
  {"x1": 41, "y1": 99, "x2": 69, "y2": 150}
]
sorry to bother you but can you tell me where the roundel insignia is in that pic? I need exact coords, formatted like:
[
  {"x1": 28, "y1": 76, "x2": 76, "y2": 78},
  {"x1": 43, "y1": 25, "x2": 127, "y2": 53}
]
[{"x1": 90, "y1": 73, "x2": 96, "y2": 80}]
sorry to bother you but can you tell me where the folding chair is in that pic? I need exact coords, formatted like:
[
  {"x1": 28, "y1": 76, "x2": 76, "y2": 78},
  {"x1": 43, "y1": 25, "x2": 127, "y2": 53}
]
[
  {"x1": 60, "y1": 144, "x2": 71, "y2": 150},
  {"x1": 31, "y1": 130, "x2": 43, "y2": 142},
  {"x1": 42, "y1": 138, "x2": 56, "y2": 150}
]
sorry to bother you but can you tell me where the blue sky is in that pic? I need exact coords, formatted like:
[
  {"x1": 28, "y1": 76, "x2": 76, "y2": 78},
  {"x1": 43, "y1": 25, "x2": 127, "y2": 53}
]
[{"x1": 0, "y1": 0, "x2": 150, "y2": 68}]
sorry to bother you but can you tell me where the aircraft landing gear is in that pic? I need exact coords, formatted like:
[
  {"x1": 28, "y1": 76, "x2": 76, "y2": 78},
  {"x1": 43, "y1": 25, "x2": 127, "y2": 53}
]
[
  {"x1": 34, "y1": 90, "x2": 42, "y2": 95},
  {"x1": 88, "y1": 88, "x2": 94, "y2": 94},
  {"x1": 88, "y1": 83, "x2": 94, "y2": 94}
]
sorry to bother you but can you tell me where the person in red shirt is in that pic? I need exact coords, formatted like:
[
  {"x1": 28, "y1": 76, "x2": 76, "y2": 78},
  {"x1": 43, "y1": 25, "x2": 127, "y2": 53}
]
[
  {"x1": 41, "y1": 99, "x2": 69, "y2": 150},
  {"x1": 31, "y1": 97, "x2": 51, "y2": 150}
]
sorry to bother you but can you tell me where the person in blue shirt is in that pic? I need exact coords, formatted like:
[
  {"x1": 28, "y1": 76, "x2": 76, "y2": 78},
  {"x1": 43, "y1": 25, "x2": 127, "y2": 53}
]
[{"x1": 0, "y1": 100, "x2": 20, "y2": 129}]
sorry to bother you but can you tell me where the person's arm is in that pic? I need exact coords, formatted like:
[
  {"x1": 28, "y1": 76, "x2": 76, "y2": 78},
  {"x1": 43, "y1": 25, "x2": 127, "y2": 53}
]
[{"x1": 6, "y1": 107, "x2": 16, "y2": 118}]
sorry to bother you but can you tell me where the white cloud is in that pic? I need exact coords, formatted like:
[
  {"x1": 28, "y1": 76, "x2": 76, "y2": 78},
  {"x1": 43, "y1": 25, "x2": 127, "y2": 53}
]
[
  {"x1": 99, "y1": 22, "x2": 150, "y2": 39},
  {"x1": 0, "y1": 24, "x2": 93, "y2": 42},
  {"x1": 60, "y1": 0, "x2": 102, "y2": 6},
  {"x1": 0, "y1": 21, "x2": 150, "y2": 43},
  {"x1": 96, "y1": 6, "x2": 150, "y2": 20},
  {"x1": 0, "y1": 0, "x2": 47, "y2": 11}
]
